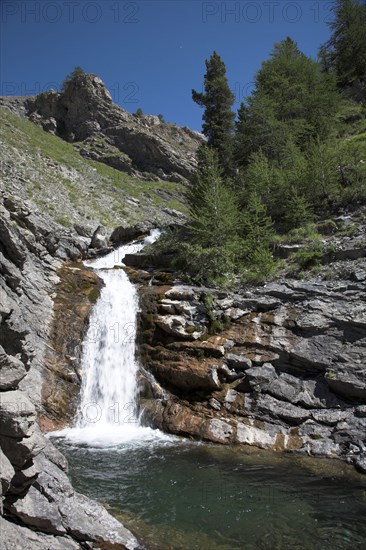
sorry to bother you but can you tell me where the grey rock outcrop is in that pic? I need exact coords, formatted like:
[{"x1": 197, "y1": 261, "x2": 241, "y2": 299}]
[
  {"x1": 0, "y1": 191, "x2": 140, "y2": 547},
  {"x1": 0, "y1": 73, "x2": 203, "y2": 182},
  {"x1": 110, "y1": 220, "x2": 154, "y2": 246},
  {"x1": 0, "y1": 347, "x2": 27, "y2": 390},
  {"x1": 137, "y1": 247, "x2": 366, "y2": 472},
  {"x1": 90, "y1": 224, "x2": 108, "y2": 250}
]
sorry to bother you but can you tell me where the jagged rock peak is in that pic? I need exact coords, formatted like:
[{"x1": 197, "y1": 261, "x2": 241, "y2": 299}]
[{"x1": 62, "y1": 73, "x2": 113, "y2": 104}]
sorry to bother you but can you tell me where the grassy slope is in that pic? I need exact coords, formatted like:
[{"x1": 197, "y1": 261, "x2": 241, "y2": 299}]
[{"x1": 0, "y1": 107, "x2": 187, "y2": 229}]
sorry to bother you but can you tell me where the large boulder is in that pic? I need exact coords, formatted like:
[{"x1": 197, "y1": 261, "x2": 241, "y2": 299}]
[
  {"x1": 0, "y1": 516, "x2": 79, "y2": 550},
  {"x1": 0, "y1": 428, "x2": 46, "y2": 468},
  {"x1": 90, "y1": 225, "x2": 108, "y2": 250},
  {"x1": 0, "y1": 391, "x2": 36, "y2": 438},
  {"x1": 110, "y1": 221, "x2": 154, "y2": 246},
  {"x1": 0, "y1": 347, "x2": 27, "y2": 390},
  {"x1": 58, "y1": 492, "x2": 140, "y2": 549},
  {"x1": 8, "y1": 485, "x2": 66, "y2": 535}
]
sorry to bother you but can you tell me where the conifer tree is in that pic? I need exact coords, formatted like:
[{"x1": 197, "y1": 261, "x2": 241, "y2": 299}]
[
  {"x1": 284, "y1": 187, "x2": 313, "y2": 230},
  {"x1": 320, "y1": 0, "x2": 366, "y2": 100},
  {"x1": 241, "y1": 192, "x2": 274, "y2": 251},
  {"x1": 235, "y1": 38, "x2": 340, "y2": 167},
  {"x1": 240, "y1": 192, "x2": 276, "y2": 282},
  {"x1": 62, "y1": 66, "x2": 85, "y2": 91},
  {"x1": 192, "y1": 52, "x2": 236, "y2": 176},
  {"x1": 180, "y1": 147, "x2": 241, "y2": 284}
]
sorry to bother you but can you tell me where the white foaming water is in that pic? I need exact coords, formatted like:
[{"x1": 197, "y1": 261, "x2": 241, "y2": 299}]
[{"x1": 52, "y1": 229, "x2": 176, "y2": 447}]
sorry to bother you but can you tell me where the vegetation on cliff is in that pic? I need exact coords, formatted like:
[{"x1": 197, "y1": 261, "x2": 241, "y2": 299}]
[
  {"x1": 0, "y1": 106, "x2": 187, "y2": 230},
  {"x1": 156, "y1": 0, "x2": 366, "y2": 287}
]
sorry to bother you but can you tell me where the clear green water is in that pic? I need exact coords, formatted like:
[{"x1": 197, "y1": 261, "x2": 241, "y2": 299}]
[{"x1": 54, "y1": 437, "x2": 366, "y2": 550}]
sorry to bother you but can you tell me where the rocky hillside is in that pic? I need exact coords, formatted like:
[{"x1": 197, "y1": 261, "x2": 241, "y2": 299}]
[
  {"x1": 0, "y1": 73, "x2": 203, "y2": 184},
  {"x1": 126, "y1": 210, "x2": 366, "y2": 475},
  {"x1": 0, "y1": 104, "x2": 191, "y2": 235}
]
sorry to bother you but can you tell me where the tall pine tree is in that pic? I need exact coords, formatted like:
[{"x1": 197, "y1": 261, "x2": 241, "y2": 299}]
[
  {"x1": 320, "y1": 0, "x2": 366, "y2": 100},
  {"x1": 192, "y1": 52, "x2": 236, "y2": 176}
]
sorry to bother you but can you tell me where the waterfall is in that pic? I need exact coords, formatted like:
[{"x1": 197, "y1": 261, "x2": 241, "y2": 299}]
[{"x1": 58, "y1": 229, "x2": 172, "y2": 446}]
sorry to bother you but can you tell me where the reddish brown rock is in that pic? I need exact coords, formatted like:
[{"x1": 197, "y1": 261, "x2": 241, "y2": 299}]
[{"x1": 40, "y1": 263, "x2": 102, "y2": 430}]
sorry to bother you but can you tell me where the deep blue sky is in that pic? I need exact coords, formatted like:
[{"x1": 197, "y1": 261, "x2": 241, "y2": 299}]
[{"x1": 1, "y1": 1, "x2": 334, "y2": 131}]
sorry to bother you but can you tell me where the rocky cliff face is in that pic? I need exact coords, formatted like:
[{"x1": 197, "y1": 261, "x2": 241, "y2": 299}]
[
  {"x1": 0, "y1": 73, "x2": 203, "y2": 183},
  {"x1": 127, "y1": 216, "x2": 366, "y2": 475},
  {"x1": 0, "y1": 191, "x2": 141, "y2": 548}
]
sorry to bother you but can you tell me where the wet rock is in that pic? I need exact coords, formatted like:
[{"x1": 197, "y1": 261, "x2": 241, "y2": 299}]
[
  {"x1": 202, "y1": 419, "x2": 233, "y2": 444},
  {"x1": 136, "y1": 242, "x2": 366, "y2": 470},
  {"x1": 58, "y1": 492, "x2": 140, "y2": 549},
  {"x1": 162, "y1": 401, "x2": 205, "y2": 437},
  {"x1": 110, "y1": 221, "x2": 153, "y2": 246},
  {"x1": 0, "y1": 179, "x2": 145, "y2": 545},
  {"x1": 123, "y1": 252, "x2": 151, "y2": 268},
  {"x1": 90, "y1": 225, "x2": 108, "y2": 249}
]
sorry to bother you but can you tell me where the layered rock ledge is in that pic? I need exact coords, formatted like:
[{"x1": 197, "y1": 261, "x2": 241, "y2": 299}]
[{"x1": 130, "y1": 255, "x2": 366, "y2": 474}]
